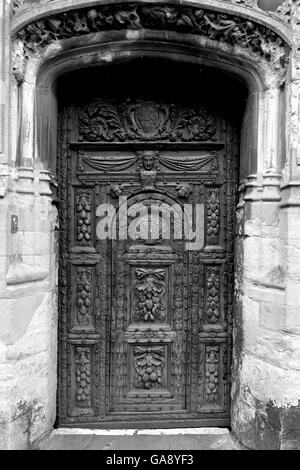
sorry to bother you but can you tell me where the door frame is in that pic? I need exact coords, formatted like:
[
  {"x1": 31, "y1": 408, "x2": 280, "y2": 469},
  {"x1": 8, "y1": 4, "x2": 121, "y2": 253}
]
[{"x1": 55, "y1": 73, "x2": 242, "y2": 428}]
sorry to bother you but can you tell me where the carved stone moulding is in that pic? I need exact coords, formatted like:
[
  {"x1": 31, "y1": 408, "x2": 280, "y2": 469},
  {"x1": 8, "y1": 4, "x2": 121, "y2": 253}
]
[
  {"x1": 10, "y1": 0, "x2": 293, "y2": 25},
  {"x1": 13, "y1": 2, "x2": 290, "y2": 70}
]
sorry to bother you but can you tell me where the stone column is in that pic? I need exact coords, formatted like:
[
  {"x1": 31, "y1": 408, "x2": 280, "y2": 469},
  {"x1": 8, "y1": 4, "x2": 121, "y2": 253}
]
[
  {"x1": 0, "y1": 0, "x2": 9, "y2": 166},
  {"x1": 0, "y1": 1, "x2": 58, "y2": 449},
  {"x1": 232, "y1": 1, "x2": 300, "y2": 450}
]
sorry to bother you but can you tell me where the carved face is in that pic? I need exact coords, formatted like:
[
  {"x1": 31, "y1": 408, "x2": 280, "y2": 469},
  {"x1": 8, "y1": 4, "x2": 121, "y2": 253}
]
[{"x1": 142, "y1": 154, "x2": 155, "y2": 170}]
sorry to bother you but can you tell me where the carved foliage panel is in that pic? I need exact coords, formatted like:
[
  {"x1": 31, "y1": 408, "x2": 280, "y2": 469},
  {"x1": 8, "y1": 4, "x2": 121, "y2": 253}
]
[
  {"x1": 203, "y1": 263, "x2": 225, "y2": 327},
  {"x1": 78, "y1": 101, "x2": 217, "y2": 143},
  {"x1": 131, "y1": 344, "x2": 167, "y2": 390},
  {"x1": 111, "y1": 242, "x2": 187, "y2": 409},
  {"x1": 75, "y1": 188, "x2": 93, "y2": 247},
  {"x1": 69, "y1": 343, "x2": 99, "y2": 416},
  {"x1": 206, "y1": 186, "x2": 221, "y2": 247},
  {"x1": 198, "y1": 342, "x2": 227, "y2": 411},
  {"x1": 71, "y1": 265, "x2": 95, "y2": 330},
  {"x1": 111, "y1": 245, "x2": 128, "y2": 404},
  {"x1": 132, "y1": 267, "x2": 168, "y2": 323},
  {"x1": 75, "y1": 346, "x2": 92, "y2": 409},
  {"x1": 171, "y1": 260, "x2": 186, "y2": 404}
]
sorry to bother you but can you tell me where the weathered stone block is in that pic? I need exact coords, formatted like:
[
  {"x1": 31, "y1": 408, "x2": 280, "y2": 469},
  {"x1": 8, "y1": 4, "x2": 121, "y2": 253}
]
[
  {"x1": 285, "y1": 282, "x2": 300, "y2": 307},
  {"x1": 281, "y1": 404, "x2": 300, "y2": 450},
  {"x1": 261, "y1": 201, "x2": 279, "y2": 226},
  {"x1": 232, "y1": 354, "x2": 300, "y2": 449},
  {"x1": 243, "y1": 237, "x2": 262, "y2": 278},
  {"x1": 260, "y1": 301, "x2": 285, "y2": 332},
  {"x1": 247, "y1": 285, "x2": 285, "y2": 304},
  {"x1": 285, "y1": 306, "x2": 300, "y2": 334},
  {"x1": 0, "y1": 293, "x2": 45, "y2": 346}
]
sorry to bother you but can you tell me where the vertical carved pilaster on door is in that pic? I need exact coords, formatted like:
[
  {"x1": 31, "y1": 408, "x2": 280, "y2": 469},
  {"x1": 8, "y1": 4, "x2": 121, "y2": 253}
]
[{"x1": 206, "y1": 187, "x2": 221, "y2": 246}]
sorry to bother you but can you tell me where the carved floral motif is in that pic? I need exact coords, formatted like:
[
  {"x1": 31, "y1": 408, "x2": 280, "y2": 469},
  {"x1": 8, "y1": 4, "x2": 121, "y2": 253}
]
[
  {"x1": 205, "y1": 346, "x2": 219, "y2": 403},
  {"x1": 133, "y1": 268, "x2": 167, "y2": 322},
  {"x1": 75, "y1": 347, "x2": 92, "y2": 407},
  {"x1": 133, "y1": 345, "x2": 165, "y2": 389},
  {"x1": 78, "y1": 101, "x2": 217, "y2": 142},
  {"x1": 15, "y1": 3, "x2": 290, "y2": 69}
]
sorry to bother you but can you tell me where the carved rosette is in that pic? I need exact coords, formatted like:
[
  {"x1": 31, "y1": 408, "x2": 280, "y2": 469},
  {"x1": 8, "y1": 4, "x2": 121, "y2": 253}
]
[
  {"x1": 205, "y1": 345, "x2": 219, "y2": 403},
  {"x1": 14, "y1": 3, "x2": 290, "y2": 71},
  {"x1": 133, "y1": 345, "x2": 165, "y2": 389},
  {"x1": 133, "y1": 268, "x2": 167, "y2": 323},
  {"x1": 75, "y1": 347, "x2": 92, "y2": 408}
]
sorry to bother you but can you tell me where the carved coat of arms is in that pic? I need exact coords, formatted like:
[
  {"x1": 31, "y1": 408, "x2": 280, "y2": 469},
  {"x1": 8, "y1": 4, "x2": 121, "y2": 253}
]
[{"x1": 127, "y1": 102, "x2": 169, "y2": 140}]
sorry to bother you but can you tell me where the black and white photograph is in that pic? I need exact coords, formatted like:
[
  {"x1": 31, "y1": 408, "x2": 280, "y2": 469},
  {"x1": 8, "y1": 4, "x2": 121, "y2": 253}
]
[{"x1": 0, "y1": 0, "x2": 299, "y2": 453}]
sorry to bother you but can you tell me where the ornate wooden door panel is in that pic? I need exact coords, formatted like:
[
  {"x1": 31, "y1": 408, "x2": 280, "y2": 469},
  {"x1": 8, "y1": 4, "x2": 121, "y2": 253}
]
[{"x1": 57, "y1": 98, "x2": 238, "y2": 427}]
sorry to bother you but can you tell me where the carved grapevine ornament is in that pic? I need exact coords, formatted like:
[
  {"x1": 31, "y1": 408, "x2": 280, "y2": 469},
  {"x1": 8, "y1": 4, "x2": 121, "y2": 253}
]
[
  {"x1": 207, "y1": 188, "x2": 220, "y2": 245},
  {"x1": 133, "y1": 346, "x2": 165, "y2": 389},
  {"x1": 76, "y1": 189, "x2": 92, "y2": 245},
  {"x1": 77, "y1": 267, "x2": 92, "y2": 326},
  {"x1": 205, "y1": 346, "x2": 220, "y2": 403},
  {"x1": 133, "y1": 268, "x2": 167, "y2": 322},
  {"x1": 75, "y1": 347, "x2": 92, "y2": 407},
  {"x1": 206, "y1": 267, "x2": 220, "y2": 324},
  {"x1": 15, "y1": 3, "x2": 290, "y2": 70}
]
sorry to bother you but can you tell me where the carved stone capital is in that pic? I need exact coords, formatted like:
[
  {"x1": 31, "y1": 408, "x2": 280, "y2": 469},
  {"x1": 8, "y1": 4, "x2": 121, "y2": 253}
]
[{"x1": 12, "y1": 38, "x2": 27, "y2": 84}]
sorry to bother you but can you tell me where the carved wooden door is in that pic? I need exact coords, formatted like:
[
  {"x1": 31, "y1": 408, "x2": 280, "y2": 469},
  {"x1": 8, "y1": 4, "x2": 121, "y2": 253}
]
[{"x1": 57, "y1": 97, "x2": 238, "y2": 428}]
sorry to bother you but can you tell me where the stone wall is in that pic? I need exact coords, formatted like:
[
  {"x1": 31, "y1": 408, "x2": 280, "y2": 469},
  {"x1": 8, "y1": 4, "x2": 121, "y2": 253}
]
[
  {"x1": 0, "y1": 168, "x2": 59, "y2": 448},
  {"x1": 230, "y1": 1, "x2": 300, "y2": 450},
  {"x1": 0, "y1": 0, "x2": 299, "y2": 450}
]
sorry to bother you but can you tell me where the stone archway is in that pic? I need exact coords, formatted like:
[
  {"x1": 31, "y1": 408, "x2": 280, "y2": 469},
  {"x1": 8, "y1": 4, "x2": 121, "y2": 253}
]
[{"x1": 6, "y1": 0, "x2": 296, "y2": 449}]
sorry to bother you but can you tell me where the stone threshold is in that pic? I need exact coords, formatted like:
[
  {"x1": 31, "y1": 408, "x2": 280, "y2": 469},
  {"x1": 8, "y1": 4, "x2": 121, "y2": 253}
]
[
  {"x1": 37, "y1": 427, "x2": 243, "y2": 450},
  {"x1": 54, "y1": 427, "x2": 230, "y2": 436}
]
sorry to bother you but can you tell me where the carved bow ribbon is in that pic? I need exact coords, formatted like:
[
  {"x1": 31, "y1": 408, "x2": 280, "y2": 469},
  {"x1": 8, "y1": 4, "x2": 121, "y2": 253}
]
[{"x1": 135, "y1": 268, "x2": 165, "y2": 281}]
